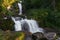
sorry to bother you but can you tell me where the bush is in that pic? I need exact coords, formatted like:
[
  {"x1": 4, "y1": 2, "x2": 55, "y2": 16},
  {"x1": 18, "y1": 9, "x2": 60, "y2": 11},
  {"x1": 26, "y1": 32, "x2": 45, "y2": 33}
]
[{"x1": 0, "y1": 18, "x2": 14, "y2": 31}]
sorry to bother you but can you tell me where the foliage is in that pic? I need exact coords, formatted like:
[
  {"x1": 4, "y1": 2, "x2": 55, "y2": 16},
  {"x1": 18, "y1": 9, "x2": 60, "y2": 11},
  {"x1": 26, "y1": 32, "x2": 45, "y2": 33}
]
[
  {"x1": 0, "y1": 18, "x2": 14, "y2": 31},
  {"x1": 15, "y1": 32, "x2": 25, "y2": 40},
  {"x1": 23, "y1": 0, "x2": 52, "y2": 10},
  {"x1": 0, "y1": 31, "x2": 25, "y2": 40},
  {"x1": 47, "y1": 11, "x2": 60, "y2": 31},
  {"x1": 2, "y1": 0, "x2": 18, "y2": 8},
  {"x1": 0, "y1": 0, "x2": 20, "y2": 31},
  {"x1": 0, "y1": 0, "x2": 20, "y2": 17}
]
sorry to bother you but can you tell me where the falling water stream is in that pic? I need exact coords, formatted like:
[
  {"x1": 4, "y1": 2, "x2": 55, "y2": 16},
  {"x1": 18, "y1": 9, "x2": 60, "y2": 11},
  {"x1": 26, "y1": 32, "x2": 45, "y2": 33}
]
[
  {"x1": 12, "y1": 1, "x2": 44, "y2": 33},
  {"x1": 18, "y1": 1, "x2": 22, "y2": 15},
  {"x1": 22, "y1": 19, "x2": 44, "y2": 33},
  {"x1": 11, "y1": 17, "x2": 22, "y2": 31}
]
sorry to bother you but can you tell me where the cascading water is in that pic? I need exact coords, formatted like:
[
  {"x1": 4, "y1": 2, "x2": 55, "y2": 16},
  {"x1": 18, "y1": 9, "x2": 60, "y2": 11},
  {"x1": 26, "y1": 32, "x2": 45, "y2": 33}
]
[
  {"x1": 11, "y1": 17, "x2": 22, "y2": 31},
  {"x1": 18, "y1": 1, "x2": 22, "y2": 15},
  {"x1": 11, "y1": 1, "x2": 44, "y2": 33},
  {"x1": 21, "y1": 19, "x2": 44, "y2": 33},
  {"x1": 11, "y1": 1, "x2": 23, "y2": 31}
]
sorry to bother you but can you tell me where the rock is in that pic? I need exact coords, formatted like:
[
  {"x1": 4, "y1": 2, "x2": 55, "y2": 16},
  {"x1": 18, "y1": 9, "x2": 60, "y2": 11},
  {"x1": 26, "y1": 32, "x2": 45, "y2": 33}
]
[
  {"x1": 56, "y1": 38, "x2": 60, "y2": 40},
  {"x1": 44, "y1": 32, "x2": 56, "y2": 40},
  {"x1": 44, "y1": 28, "x2": 56, "y2": 32},
  {"x1": 32, "y1": 32, "x2": 45, "y2": 40},
  {"x1": 25, "y1": 32, "x2": 32, "y2": 40},
  {"x1": 25, "y1": 36, "x2": 32, "y2": 40}
]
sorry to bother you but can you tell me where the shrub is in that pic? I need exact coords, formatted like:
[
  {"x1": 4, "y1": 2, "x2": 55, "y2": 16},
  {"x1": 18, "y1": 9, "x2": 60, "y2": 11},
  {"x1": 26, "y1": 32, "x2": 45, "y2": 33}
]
[{"x1": 0, "y1": 18, "x2": 14, "y2": 31}]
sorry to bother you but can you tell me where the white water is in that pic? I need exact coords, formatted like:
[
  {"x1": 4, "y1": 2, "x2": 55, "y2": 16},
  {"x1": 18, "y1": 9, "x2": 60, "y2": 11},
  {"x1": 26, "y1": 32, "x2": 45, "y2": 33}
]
[
  {"x1": 12, "y1": 17, "x2": 44, "y2": 33},
  {"x1": 18, "y1": 1, "x2": 22, "y2": 15},
  {"x1": 22, "y1": 19, "x2": 44, "y2": 33},
  {"x1": 11, "y1": 17, "x2": 22, "y2": 31}
]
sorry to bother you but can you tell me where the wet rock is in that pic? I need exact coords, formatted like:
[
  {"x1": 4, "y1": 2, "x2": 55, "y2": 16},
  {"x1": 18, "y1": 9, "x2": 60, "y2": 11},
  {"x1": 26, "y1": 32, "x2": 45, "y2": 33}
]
[
  {"x1": 44, "y1": 28, "x2": 56, "y2": 32},
  {"x1": 56, "y1": 38, "x2": 60, "y2": 40},
  {"x1": 44, "y1": 32, "x2": 56, "y2": 40},
  {"x1": 32, "y1": 32, "x2": 45, "y2": 40}
]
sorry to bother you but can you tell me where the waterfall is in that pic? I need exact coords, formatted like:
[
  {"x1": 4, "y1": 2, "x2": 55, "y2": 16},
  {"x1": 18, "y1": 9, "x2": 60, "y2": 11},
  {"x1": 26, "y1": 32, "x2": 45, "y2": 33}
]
[
  {"x1": 22, "y1": 19, "x2": 44, "y2": 33},
  {"x1": 11, "y1": 1, "x2": 44, "y2": 33},
  {"x1": 18, "y1": 1, "x2": 22, "y2": 15},
  {"x1": 11, "y1": 17, "x2": 44, "y2": 33},
  {"x1": 11, "y1": 17, "x2": 22, "y2": 31}
]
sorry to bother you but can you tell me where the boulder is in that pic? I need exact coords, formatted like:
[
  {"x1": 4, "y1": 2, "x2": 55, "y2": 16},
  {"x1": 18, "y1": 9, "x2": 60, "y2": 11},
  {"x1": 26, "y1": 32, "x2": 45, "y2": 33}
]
[
  {"x1": 56, "y1": 37, "x2": 60, "y2": 40},
  {"x1": 32, "y1": 32, "x2": 45, "y2": 40},
  {"x1": 44, "y1": 32, "x2": 56, "y2": 40}
]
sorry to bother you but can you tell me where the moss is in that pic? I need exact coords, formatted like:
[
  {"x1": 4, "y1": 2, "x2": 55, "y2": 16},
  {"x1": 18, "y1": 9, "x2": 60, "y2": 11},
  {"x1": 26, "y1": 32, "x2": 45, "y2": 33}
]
[{"x1": 15, "y1": 32, "x2": 25, "y2": 40}]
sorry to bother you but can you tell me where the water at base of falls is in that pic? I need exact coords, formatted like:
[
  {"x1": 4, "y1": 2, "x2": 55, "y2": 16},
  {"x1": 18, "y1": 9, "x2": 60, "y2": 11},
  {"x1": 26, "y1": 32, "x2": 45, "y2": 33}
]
[{"x1": 12, "y1": 17, "x2": 44, "y2": 33}]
